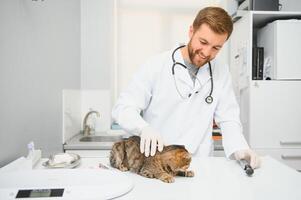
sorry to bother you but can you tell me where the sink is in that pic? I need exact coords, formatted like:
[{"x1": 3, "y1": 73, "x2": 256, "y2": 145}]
[{"x1": 79, "y1": 135, "x2": 123, "y2": 142}]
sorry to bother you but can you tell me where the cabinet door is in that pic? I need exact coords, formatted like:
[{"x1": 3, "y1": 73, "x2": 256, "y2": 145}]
[
  {"x1": 229, "y1": 12, "x2": 252, "y2": 99},
  {"x1": 256, "y1": 148, "x2": 301, "y2": 171},
  {"x1": 249, "y1": 81, "x2": 301, "y2": 149}
]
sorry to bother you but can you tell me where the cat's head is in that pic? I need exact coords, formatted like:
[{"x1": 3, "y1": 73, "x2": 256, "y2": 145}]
[
  {"x1": 174, "y1": 148, "x2": 192, "y2": 170},
  {"x1": 161, "y1": 145, "x2": 192, "y2": 171}
]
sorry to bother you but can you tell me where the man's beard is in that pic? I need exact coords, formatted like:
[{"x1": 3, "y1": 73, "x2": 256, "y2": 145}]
[{"x1": 187, "y1": 41, "x2": 209, "y2": 67}]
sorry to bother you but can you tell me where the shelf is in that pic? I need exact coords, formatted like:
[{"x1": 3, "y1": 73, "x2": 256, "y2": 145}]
[
  {"x1": 212, "y1": 127, "x2": 221, "y2": 141},
  {"x1": 252, "y1": 11, "x2": 301, "y2": 28},
  {"x1": 233, "y1": 10, "x2": 301, "y2": 28},
  {"x1": 212, "y1": 135, "x2": 222, "y2": 141},
  {"x1": 251, "y1": 80, "x2": 301, "y2": 82}
]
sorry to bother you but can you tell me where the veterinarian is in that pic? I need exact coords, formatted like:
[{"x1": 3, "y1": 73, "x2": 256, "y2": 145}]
[{"x1": 112, "y1": 6, "x2": 260, "y2": 169}]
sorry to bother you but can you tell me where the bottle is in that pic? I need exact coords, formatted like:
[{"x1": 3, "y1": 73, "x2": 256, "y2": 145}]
[{"x1": 26, "y1": 141, "x2": 42, "y2": 168}]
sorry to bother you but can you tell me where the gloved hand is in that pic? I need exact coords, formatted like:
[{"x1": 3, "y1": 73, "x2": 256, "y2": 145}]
[
  {"x1": 140, "y1": 126, "x2": 164, "y2": 157},
  {"x1": 234, "y1": 149, "x2": 261, "y2": 169}
]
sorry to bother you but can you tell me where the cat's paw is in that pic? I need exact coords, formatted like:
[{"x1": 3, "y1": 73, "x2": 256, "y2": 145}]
[
  {"x1": 118, "y1": 165, "x2": 129, "y2": 172},
  {"x1": 186, "y1": 170, "x2": 194, "y2": 177},
  {"x1": 159, "y1": 174, "x2": 175, "y2": 183},
  {"x1": 139, "y1": 170, "x2": 154, "y2": 178}
]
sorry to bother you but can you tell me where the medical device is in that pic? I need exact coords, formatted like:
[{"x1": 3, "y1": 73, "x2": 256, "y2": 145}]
[
  {"x1": 0, "y1": 169, "x2": 134, "y2": 200},
  {"x1": 238, "y1": 159, "x2": 254, "y2": 176},
  {"x1": 171, "y1": 45, "x2": 214, "y2": 104}
]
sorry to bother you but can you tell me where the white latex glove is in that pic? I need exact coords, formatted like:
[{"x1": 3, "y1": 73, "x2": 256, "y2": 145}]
[
  {"x1": 140, "y1": 126, "x2": 164, "y2": 157},
  {"x1": 234, "y1": 149, "x2": 261, "y2": 169}
]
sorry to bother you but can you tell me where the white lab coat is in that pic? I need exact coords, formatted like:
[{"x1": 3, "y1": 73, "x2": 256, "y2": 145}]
[{"x1": 112, "y1": 48, "x2": 249, "y2": 158}]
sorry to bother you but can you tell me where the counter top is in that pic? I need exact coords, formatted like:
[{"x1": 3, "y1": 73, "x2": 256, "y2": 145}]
[{"x1": 36, "y1": 156, "x2": 301, "y2": 200}]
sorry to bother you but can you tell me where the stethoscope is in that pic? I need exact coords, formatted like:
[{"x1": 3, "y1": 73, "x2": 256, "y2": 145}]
[{"x1": 171, "y1": 45, "x2": 214, "y2": 104}]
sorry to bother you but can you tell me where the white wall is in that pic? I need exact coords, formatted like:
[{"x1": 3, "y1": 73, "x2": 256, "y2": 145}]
[
  {"x1": 0, "y1": 0, "x2": 81, "y2": 167},
  {"x1": 80, "y1": 0, "x2": 114, "y2": 90},
  {"x1": 116, "y1": 4, "x2": 196, "y2": 95}
]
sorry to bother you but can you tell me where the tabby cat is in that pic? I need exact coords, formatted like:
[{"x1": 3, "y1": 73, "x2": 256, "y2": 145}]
[{"x1": 109, "y1": 136, "x2": 194, "y2": 183}]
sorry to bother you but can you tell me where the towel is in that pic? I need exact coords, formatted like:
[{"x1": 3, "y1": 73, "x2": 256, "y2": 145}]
[{"x1": 49, "y1": 153, "x2": 76, "y2": 166}]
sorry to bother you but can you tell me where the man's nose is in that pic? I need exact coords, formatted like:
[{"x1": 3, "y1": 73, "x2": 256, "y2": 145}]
[{"x1": 201, "y1": 46, "x2": 211, "y2": 58}]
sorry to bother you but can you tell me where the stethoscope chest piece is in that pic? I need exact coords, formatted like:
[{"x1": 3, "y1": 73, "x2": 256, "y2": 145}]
[{"x1": 205, "y1": 95, "x2": 213, "y2": 104}]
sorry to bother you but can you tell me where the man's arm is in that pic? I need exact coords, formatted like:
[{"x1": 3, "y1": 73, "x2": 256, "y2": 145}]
[
  {"x1": 214, "y1": 64, "x2": 260, "y2": 168},
  {"x1": 112, "y1": 60, "x2": 163, "y2": 157}
]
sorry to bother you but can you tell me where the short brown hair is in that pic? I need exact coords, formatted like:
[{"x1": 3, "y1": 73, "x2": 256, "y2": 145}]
[{"x1": 192, "y1": 7, "x2": 233, "y2": 40}]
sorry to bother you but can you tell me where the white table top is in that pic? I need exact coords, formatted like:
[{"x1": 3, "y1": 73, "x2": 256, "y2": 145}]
[{"x1": 35, "y1": 156, "x2": 301, "y2": 200}]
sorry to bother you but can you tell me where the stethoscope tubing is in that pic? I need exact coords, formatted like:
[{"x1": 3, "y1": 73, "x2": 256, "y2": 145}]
[{"x1": 171, "y1": 45, "x2": 214, "y2": 104}]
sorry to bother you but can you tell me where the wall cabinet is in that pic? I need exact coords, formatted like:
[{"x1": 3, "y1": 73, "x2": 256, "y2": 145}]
[{"x1": 230, "y1": 11, "x2": 301, "y2": 171}]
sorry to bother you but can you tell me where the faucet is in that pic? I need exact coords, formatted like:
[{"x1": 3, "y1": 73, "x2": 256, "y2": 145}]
[{"x1": 83, "y1": 110, "x2": 100, "y2": 136}]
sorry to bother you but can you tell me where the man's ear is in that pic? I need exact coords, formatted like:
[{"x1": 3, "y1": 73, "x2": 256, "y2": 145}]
[{"x1": 189, "y1": 25, "x2": 194, "y2": 39}]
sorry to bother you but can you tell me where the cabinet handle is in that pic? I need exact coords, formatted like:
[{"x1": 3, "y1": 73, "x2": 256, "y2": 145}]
[
  {"x1": 279, "y1": 141, "x2": 301, "y2": 146},
  {"x1": 281, "y1": 155, "x2": 301, "y2": 160}
]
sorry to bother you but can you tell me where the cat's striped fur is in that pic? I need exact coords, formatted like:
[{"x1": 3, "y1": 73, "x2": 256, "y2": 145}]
[{"x1": 110, "y1": 136, "x2": 194, "y2": 183}]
